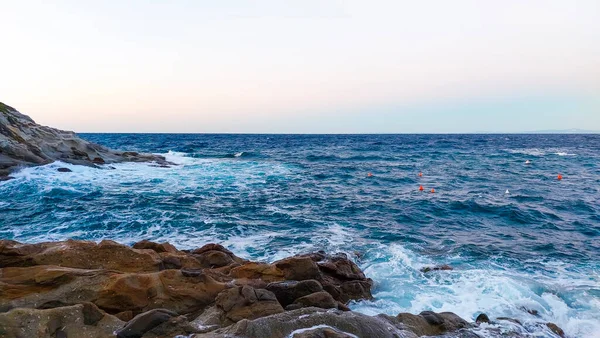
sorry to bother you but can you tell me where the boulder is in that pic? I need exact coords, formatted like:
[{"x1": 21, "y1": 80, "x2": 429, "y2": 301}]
[
  {"x1": 214, "y1": 285, "x2": 285, "y2": 325},
  {"x1": 266, "y1": 280, "x2": 324, "y2": 307},
  {"x1": 546, "y1": 322, "x2": 565, "y2": 337},
  {"x1": 395, "y1": 311, "x2": 471, "y2": 336},
  {"x1": 132, "y1": 240, "x2": 178, "y2": 254},
  {"x1": 57, "y1": 167, "x2": 72, "y2": 172}
]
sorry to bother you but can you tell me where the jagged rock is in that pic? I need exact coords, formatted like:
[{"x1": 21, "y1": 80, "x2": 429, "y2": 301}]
[
  {"x1": 0, "y1": 303, "x2": 124, "y2": 338},
  {"x1": 395, "y1": 311, "x2": 471, "y2": 336},
  {"x1": 194, "y1": 307, "x2": 418, "y2": 338},
  {"x1": 0, "y1": 102, "x2": 171, "y2": 179},
  {"x1": 266, "y1": 280, "x2": 324, "y2": 307}
]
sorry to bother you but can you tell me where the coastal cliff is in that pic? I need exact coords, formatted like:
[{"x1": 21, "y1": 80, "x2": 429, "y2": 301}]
[
  {"x1": 0, "y1": 102, "x2": 169, "y2": 179},
  {"x1": 0, "y1": 240, "x2": 565, "y2": 338}
]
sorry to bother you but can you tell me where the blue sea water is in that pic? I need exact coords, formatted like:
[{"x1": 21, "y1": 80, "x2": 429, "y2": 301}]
[{"x1": 1, "y1": 134, "x2": 599, "y2": 337}]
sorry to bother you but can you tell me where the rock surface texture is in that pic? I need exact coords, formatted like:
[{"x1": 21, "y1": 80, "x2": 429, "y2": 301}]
[
  {"x1": 0, "y1": 102, "x2": 170, "y2": 178},
  {"x1": 0, "y1": 239, "x2": 566, "y2": 338}
]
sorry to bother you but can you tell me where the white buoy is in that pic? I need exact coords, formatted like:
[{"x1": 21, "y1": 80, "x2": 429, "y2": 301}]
[
  {"x1": 525, "y1": 160, "x2": 531, "y2": 164},
  {"x1": 505, "y1": 189, "x2": 510, "y2": 194}
]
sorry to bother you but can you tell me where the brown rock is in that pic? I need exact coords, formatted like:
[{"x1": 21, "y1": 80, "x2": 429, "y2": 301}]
[
  {"x1": 115, "y1": 308, "x2": 178, "y2": 338},
  {"x1": 274, "y1": 256, "x2": 321, "y2": 281},
  {"x1": 288, "y1": 291, "x2": 338, "y2": 310},
  {"x1": 132, "y1": 240, "x2": 177, "y2": 254},
  {"x1": 229, "y1": 262, "x2": 285, "y2": 283},
  {"x1": 215, "y1": 285, "x2": 284, "y2": 325},
  {"x1": 0, "y1": 239, "x2": 163, "y2": 272},
  {"x1": 546, "y1": 322, "x2": 565, "y2": 337}
]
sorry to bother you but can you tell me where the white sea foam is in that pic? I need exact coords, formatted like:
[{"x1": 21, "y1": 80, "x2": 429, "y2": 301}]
[{"x1": 351, "y1": 243, "x2": 600, "y2": 338}]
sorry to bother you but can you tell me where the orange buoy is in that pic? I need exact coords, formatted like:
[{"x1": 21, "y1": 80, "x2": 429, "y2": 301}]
[
  {"x1": 430, "y1": 188, "x2": 435, "y2": 193},
  {"x1": 367, "y1": 172, "x2": 373, "y2": 177},
  {"x1": 418, "y1": 172, "x2": 423, "y2": 177},
  {"x1": 419, "y1": 185, "x2": 424, "y2": 191},
  {"x1": 557, "y1": 174, "x2": 562, "y2": 180}
]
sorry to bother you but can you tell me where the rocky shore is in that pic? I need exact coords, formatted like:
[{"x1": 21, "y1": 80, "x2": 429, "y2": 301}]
[
  {"x1": 0, "y1": 102, "x2": 171, "y2": 179},
  {"x1": 0, "y1": 240, "x2": 566, "y2": 338}
]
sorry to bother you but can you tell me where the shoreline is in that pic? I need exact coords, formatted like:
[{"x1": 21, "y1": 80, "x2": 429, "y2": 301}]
[{"x1": 0, "y1": 239, "x2": 566, "y2": 338}]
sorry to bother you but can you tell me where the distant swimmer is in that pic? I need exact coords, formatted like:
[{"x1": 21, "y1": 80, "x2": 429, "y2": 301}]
[{"x1": 525, "y1": 160, "x2": 531, "y2": 164}]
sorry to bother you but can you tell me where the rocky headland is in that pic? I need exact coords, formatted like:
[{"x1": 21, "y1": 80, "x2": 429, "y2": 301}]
[
  {"x1": 0, "y1": 239, "x2": 566, "y2": 338},
  {"x1": 0, "y1": 102, "x2": 171, "y2": 179}
]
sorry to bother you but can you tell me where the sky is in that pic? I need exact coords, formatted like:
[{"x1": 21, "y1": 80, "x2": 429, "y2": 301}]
[{"x1": 1, "y1": 0, "x2": 599, "y2": 133}]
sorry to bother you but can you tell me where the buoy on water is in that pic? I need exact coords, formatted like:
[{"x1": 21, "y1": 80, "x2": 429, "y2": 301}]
[
  {"x1": 557, "y1": 174, "x2": 562, "y2": 180},
  {"x1": 430, "y1": 188, "x2": 435, "y2": 193},
  {"x1": 419, "y1": 185, "x2": 424, "y2": 191},
  {"x1": 505, "y1": 189, "x2": 510, "y2": 194},
  {"x1": 367, "y1": 172, "x2": 373, "y2": 177},
  {"x1": 525, "y1": 160, "x2": 531, "y2": 165},
  {"x1": 418, "y1": 172, "x2": 423, "y2": 177}
]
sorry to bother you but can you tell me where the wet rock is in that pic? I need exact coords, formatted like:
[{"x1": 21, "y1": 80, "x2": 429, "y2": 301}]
[
  {"x1": 497, "y1": 317, "x2": 522, "y2": 325},
  {"x1": 57, "y1": 167, "x2": 72, "y2": 172},
  {"x1": 266, "y1": 280, "x2": 324, "y2": 307},
  {"x1": 546, "y1": 322, "x2": 565, "y2": 337},
  {"x1": 0, "y1": 304, "x2": 123, "y2": 338},
  {"x1": 115, "y1": 308, "x2": 178, "y2": 338},
  {"x1": 92, "y1": 157, "x2": 105, "y2": 164},
  {"x1": 0, "y1": 175, "x2": 15, "y2": 181},
  {"x1": 420, "y1": 264, "x2": 453, "y2": 273},
  {"x1": 395, "y1": 311, "x2": 471, "y2": 336},
  {"x1": 475, "y1": 313, "x2": 490, "y2": 324}
]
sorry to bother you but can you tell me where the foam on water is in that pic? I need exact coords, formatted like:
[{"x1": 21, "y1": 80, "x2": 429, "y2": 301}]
[{"x1": 2, "y1": 134, "x2": 599, "y2": 337}]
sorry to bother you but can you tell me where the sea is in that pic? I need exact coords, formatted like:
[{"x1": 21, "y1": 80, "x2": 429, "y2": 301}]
[{"x1": 1, "y1": 134, "x2": 599, "y2": 337}]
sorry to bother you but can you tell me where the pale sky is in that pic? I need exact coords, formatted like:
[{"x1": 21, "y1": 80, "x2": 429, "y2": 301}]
[{"x1": 1, "y1": 0, "x2": 599, "y2": 133}]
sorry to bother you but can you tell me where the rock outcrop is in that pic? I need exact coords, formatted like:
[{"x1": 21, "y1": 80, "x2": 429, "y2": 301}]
[
  {"x1": 0, "y1": 102, "x2": 170, "y2": 178},
  {"x1": 0, "y1": 239, "x2": 565, "y2": 338}
]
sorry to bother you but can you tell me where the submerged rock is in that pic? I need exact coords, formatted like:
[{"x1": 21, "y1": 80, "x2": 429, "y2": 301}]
[
  {"x1": 57, "y1": 167, "x2": 72, "y2": 172},
  {"x1": 420, "y1": 264, "x2": 453, "y2": 273},
  {"x1": 0, "y1": 102, "x2": 172, "y2": 179}
]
